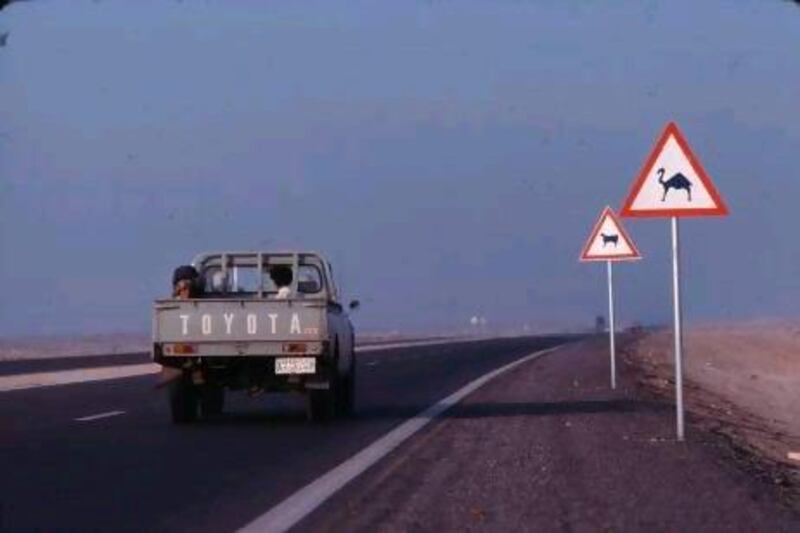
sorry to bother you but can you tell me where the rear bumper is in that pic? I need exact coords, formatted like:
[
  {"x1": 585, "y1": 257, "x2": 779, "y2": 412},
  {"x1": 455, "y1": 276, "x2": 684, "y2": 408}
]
[
  {"x1": 153, "y1": 340, "x2": 325, "y2": 360},
  {"x1": 153, "y1": 343, "x2": 334, "y2": 391}
]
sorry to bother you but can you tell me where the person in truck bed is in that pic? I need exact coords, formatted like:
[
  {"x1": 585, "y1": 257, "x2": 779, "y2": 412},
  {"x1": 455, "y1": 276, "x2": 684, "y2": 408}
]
[
  {"x1": 172, "y1": 265, "x2": 201, "y2": 299},
  {"x1": 209, "y1": 270, "x2": 228, "y2": 294},
  {"x1": 269, "y1": 264, "x2": 293, "y2": 299}
]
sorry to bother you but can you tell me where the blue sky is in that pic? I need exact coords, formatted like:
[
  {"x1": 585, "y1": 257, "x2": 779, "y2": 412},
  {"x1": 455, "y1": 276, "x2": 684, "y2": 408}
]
[{"x1": 1, "y1": 1, "x2": 799, "y2": 336}]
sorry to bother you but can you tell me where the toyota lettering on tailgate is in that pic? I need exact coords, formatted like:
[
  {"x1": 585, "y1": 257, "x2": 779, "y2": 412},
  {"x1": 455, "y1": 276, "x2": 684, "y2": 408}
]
[{"x1": 177, "y1": 312, "x2": 319, "y2": 336}]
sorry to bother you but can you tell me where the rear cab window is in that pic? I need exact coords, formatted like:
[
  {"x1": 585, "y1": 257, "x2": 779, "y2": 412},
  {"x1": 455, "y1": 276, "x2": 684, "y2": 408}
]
[{"x1": 195, "y1": 253, "x2": 327, "y2": 299}]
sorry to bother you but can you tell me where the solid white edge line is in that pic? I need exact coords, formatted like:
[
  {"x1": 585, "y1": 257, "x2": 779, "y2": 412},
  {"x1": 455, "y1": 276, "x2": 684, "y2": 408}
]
[
  {"x1": 0, "y1": 337, "x2": 500, "y2": 393},
  {"x1": 0, "y1": 363, "x2": 161, "y2": 392},
  {"x1": 238, "y1": 344, "x2": 564, "y2": 533},
  {"x1": 75, "y1": 410, "x2": 126, "y2": 422}
]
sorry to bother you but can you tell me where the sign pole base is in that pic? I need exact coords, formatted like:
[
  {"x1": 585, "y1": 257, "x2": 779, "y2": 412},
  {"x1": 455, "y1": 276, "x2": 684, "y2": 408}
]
[{"x1": 671, "y1": 216, "x2": 685, "y2": 441}]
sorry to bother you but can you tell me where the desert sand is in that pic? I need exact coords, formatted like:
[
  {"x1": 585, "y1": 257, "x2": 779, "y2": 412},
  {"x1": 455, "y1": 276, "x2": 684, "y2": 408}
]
[
  {"x1": 626, "y1": 321, "x2": 800, "y2": 475},
  {"x1": 0, "y1": 333, "x2": 150, "y2": 361}
]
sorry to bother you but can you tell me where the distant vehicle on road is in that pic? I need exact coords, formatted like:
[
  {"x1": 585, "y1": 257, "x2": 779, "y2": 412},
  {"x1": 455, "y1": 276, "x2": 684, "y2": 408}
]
[
  {"x1": 595, "y1": 315, "x2": 606, "y2": 333},
  {"x1": 152, "y1": 251, "x2": 359, "y2": 424}
]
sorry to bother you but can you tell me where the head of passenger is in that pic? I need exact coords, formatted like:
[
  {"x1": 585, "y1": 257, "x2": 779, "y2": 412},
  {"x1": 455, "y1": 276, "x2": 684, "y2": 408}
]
[
  {"x1": 173, "y1": 279, "x2": 192, "y2": 299},
  {"x1": 172, "y1": 265, "x2": 200, "y2": 299},
  {"x1": 269, "y1": 265, "x2": 293, "y2": 288},
  {"x1": 210, "y1": 270, "x2": 228, "y2": 293}
]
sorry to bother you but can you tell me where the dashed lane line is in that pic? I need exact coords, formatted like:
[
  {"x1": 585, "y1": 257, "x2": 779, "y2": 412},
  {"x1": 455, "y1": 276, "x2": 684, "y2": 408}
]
[{"x1": 75, "y1": 410, "x2": 126, "y2": 422}]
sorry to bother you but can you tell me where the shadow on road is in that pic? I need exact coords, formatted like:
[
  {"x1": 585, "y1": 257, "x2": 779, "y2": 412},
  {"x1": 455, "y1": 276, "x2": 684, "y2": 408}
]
[
  {"x1": 356, "y1": 398, "x2": 669, "y2": 421},
  {"x1": 164, "y1": 399, "x2": 670, "y2": 428}
]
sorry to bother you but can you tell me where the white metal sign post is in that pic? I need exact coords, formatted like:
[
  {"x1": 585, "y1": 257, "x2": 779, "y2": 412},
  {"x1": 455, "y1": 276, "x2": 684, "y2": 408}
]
[
  {"x1": 620, "y1": 122, "x2": 728, "y2": 441},
  {"x1": 606, "y1": 260, "x2": 616, "y2": 389},
  {"x1": 580, "y1": 206, "x2": 642, "y2": 390},
  {"x1": 670, "y1": 216, "x2": 685, "y2": 437}
]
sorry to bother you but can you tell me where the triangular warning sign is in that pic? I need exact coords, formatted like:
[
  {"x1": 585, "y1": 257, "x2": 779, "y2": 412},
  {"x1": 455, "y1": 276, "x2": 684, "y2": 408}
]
[
  {"x1": 620, "y1": 122, "x2": 729, "y2": 218},
  {"x1": 580, "y1": 207, "x2": 642, "y2": 262}
]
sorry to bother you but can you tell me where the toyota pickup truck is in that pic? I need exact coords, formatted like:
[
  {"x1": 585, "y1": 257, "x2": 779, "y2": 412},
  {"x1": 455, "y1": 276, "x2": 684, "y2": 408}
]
[{"x1": 152, "y1": 251, "x2": 358, "y2": 424}]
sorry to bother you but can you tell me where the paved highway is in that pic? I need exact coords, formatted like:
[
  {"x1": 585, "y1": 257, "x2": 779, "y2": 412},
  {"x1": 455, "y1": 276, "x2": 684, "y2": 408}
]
[{"x1": 0, "y1": 336, "x2": 569, "y2": 532}]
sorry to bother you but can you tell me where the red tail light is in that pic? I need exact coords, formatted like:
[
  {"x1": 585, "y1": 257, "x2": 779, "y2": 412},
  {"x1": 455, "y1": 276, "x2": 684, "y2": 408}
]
[
  {"x1": 164, "y1": 343, "x2": 197, "y2": 355},
  {"x1": 283, "y1": 342, "x2": 307, "y2": 354}
]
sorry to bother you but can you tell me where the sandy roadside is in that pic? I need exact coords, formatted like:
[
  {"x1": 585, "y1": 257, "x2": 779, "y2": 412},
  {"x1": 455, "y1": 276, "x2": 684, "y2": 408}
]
[
  {"x1": 300, "y1": 338, "x2": 799, "y2": 532},
  {"x1": 0, "y1": 333, "x2": 151, "y2": 361},
  {"x1": 624, "y1": 325, "x2": 800, "y2": 480}
]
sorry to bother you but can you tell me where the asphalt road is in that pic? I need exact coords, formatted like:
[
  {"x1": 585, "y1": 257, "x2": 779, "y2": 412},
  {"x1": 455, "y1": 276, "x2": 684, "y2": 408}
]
[{"x1": 0, "y1": 335, "x2": 569, "y2": 532}]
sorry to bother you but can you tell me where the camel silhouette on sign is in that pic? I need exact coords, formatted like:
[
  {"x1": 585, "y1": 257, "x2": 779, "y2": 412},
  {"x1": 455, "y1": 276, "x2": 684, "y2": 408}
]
[
  {"x1": 657, "y1": 167, "x2": 692, "y2": 202},
  {"x1": 601, "y1": 233, "x2": 618, "y2": 247}
]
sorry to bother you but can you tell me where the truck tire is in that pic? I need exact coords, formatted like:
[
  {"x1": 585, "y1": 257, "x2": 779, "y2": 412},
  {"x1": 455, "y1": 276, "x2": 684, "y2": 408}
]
[
  {"x1": 199, "y1": 385, "x2": 225, "y2": 417},
  {"x1": 307, "y1": 388, "x2": 335, "y2": 422},
  {"x1": 338, "y1": 361, "x2": 356, "y2": 417},
  {"x1": 308, "y1": 342, "x2": 342, "y2": 422},
  {"x1": 169, "y1": 377, "x2": 198, "y2": 424}
]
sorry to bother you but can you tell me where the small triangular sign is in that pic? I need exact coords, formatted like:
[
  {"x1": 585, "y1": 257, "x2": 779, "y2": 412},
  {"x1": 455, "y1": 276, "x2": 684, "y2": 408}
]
[
  {"x1": 580, "y1": 207, "x2": 642, "y2": 262},
  {"x1": 620, "y1": 122, "x2": 729, "y2": 218}
]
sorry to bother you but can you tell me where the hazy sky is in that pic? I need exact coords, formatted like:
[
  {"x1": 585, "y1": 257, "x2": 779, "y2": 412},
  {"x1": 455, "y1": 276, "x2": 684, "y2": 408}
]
[{"x1": 1, "y1": 1, "x2": 799, "y2": 336}]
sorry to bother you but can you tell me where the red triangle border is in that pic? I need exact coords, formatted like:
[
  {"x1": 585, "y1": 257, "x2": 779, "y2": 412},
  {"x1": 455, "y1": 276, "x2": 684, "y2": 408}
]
[
  {"x1": 580, "y1": 206, "x2": 642, "y2": 262},
  {"x1": 619, "y1": 122, "x2": 729, "y2": 218}
]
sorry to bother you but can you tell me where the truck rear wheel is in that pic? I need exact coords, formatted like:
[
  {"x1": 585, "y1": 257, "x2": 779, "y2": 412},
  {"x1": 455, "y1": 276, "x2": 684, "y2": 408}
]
[
  {"x1": 307, "y1": 388, "x2": 335, "y2": 422},
  {"x1": 337, "y1": 363, "x2": 356, "y2": 417},
  {"x1": 169, "y1": 377, "x2": 198, "y2": 424},
  {"x1": 199, "y1": 385, "x2": 225, "y2": 418}
]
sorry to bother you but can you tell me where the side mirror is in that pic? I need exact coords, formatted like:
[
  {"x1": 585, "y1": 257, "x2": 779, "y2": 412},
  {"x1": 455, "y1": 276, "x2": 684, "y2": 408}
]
[{"x1": 349, "y1": 300, "x2": 361, "y2": 311}]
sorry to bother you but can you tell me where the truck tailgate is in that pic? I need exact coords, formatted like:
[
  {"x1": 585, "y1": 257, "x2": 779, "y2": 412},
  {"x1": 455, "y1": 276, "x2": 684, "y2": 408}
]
[{"x1": 153, "y1": 299, "x2": 327, "y2": 350}]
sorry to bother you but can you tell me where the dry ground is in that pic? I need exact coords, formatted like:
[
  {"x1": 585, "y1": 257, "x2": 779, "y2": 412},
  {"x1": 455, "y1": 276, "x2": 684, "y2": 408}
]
[
  {"x1": 624, "y1": 322, "x2": 800, "y2": 501},
  {"x1": 0, "y1": 332, "x2": 150, "y2": 361}
]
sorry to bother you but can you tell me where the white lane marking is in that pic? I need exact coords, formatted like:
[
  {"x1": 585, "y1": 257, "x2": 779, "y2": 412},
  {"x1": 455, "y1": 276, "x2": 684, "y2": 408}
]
[
  {"x1": 75, "y1": 410, "x2": 126, "y2": 422},
  {"x1": 0, "y1": 337, "x2": 494, "y2": 393},
  {"x1": 365, "y1": 361, "x2": 379, "y2": 367},
  {"x1": 0, "y1": 363, "x2": 160, "y2": 392},
  {"x1": 238, "y1": 344, "x2": 563, "y2": 533}
]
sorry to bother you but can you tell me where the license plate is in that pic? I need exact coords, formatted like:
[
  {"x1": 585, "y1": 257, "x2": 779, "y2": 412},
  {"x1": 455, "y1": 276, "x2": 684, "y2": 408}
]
[{"x1": 275, "y1": 357, "x2": 316, "y2": 375}]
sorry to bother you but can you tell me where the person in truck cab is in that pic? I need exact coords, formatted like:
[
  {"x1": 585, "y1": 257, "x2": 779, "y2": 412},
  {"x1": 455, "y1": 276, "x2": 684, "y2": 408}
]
[{"x1": 269, "y1": 264, "x2": 293, "y2": 299}]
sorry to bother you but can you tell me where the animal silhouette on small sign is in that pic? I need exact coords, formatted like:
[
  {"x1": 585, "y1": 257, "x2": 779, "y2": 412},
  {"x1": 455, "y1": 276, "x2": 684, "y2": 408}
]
[
  {"x1": 657, "y1": 167, "x2": 692, "y2": 202},
  {"x1": 601, "y1": 233, "x2": 619, "y2": 247}
]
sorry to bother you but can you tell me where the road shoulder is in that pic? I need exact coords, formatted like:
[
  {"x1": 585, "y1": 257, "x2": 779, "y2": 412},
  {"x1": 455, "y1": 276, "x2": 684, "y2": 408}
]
[{"x1": 300, "y1": 338, "x2": 800, "y2": 532}]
